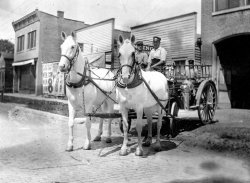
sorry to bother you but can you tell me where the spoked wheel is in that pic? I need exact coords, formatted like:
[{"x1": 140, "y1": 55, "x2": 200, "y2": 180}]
[
  {"x1": 119, "y1": 118, "x2": 132, "y2": 134},
  {"x1": 197, "y1": 81, "x2": 217, "y2": 125},
  {"x1": 169, "y1": 101, "x2": 179, "y2": 138}
]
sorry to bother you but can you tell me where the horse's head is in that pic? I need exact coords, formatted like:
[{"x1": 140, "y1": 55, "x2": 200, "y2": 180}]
[
  {"x1": 59, "y1": 31, "x2": 79, "y2": 73},
  {"x1": 118, "y1": 35, "x2": 136, "y2": 84}
]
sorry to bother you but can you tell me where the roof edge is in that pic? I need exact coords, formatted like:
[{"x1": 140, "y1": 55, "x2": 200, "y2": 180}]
[{"x1": 131, "y1": 12, "x2": 197, "y2": 29}]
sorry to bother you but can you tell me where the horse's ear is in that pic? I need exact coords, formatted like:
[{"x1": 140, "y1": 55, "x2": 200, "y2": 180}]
[
  {"x1": 130, "y1": 35, "x2": 135, "y2": 44},
  {"x1": 61, "y1": 31, "x2": 67, "y2": 41},
  {"x1": 119, "y1": 35, "x2": 123, "y2": 45},
  {"x1": 71, "y1": 32, "x2": 76, "y2": 40}
]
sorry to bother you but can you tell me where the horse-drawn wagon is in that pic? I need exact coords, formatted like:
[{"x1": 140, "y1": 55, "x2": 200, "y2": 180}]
[{"x1": 58, "y1": 32, "x2": 217, "y2": 156}]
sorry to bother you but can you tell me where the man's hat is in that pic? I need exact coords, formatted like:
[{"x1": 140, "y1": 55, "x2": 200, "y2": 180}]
[
  {"x1": 153, "y1": 36, "x2": 161, "y2": 42},
  {"x1": 135, "y1": 41, "x2": 143, "y2": 46}
]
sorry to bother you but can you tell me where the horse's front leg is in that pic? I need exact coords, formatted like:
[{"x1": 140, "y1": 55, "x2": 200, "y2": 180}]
[
  {"x1": 143, "y1": 107, "x2": 153, "y2": 147},
  {"x1": 119, "y1": 106, "x2": 129, "y2": 156},
  {"x1": 83, "y1": 116, "x2": 92, "y2": 150},
  {"x1": 66, "y1": 101, "x2": 76, "y2": 152},
  {"x1": 105, "y1": 118, "x2": 112, "y2": 143},
  {"x1": 135, "y1": 106, "x2": 144, "y2": 156},
  {"x1": 154, "y1": 106, "x2": 164, "y2": 152},
  {"x1": 93, "y1": 118, "x2": 104, "y2": 142}
]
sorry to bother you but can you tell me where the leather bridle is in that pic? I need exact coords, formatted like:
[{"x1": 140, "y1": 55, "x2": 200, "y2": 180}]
[
  {"x1": 61, "y1": 45, "x2": 80, "y2": 73},
  {"x1": 119, "y1": 52, "x2": 137, "y2": 80}
]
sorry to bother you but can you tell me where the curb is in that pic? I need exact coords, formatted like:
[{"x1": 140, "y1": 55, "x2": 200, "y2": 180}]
[{"x1": 1, "y1": 102, "x2": 100, "y2": 130}]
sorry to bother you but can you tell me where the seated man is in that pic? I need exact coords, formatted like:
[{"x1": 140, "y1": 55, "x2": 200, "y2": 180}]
[
  {"x1": 135, "y1": 41, "x2": 148, "y2": 70},
  {"x1": 146, "y1": 36, "x2": 167, "y2": 73}
]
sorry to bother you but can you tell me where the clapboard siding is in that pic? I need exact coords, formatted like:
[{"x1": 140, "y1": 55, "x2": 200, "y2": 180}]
[
  {"x1": 76, "y1": 19, "x2": 114, "y2": 54},
  {"x1": 131, "y1": 12, "x2": 197, "y2": 64}
]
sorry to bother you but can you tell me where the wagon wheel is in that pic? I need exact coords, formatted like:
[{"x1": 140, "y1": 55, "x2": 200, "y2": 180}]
[
  {"x1": 197, "y1": 81, "x2": 217, "y2": 125},
  {"x1": 119, "y1": 118, "x2": 132, "y2": 134},
  {"x1": 169, "y1": 101, "x2": 179, "y2": 138}
]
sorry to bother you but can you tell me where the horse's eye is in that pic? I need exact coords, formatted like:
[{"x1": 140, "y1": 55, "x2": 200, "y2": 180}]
[{"x1": 71, "y1": 46, "x2": 75, "y2": 49}]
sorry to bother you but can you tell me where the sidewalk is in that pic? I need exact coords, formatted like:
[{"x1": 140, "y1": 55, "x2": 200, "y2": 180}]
[
  {"x1": 3, "y1": 93, "x2": 69, "y2": 116},
  {"x1": 2, "y1": 92, "x2": 250, "y2": 123}
]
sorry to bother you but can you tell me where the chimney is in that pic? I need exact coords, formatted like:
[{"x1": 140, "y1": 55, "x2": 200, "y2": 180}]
[{"x1": 57, "y1": 11, "x2": 64, "y2": 18}]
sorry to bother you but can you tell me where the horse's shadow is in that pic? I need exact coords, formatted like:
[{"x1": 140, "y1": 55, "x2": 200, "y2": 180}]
[
  {"x1": 73, "y1": 135, "x2": 177, "y2": 158},
  {"x1": 132, "y1": 117, "x2": 217, "y2": 139},
  {"x1": 71, "y1": 117, "x2": 213, "y2": 158}
]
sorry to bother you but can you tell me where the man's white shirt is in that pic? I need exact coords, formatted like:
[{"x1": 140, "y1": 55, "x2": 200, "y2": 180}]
[{"x1": 148, "y1": 47, "x2": 167, "y2": 64}]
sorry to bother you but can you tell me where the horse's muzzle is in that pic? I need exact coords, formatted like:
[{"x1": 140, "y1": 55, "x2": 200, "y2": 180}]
[
  {"x1": 59, "y1": 64, "x2": 67, "y2": 72},
  {"x1": 122, "y1": 77, "x2": 129, "y2": 84}
]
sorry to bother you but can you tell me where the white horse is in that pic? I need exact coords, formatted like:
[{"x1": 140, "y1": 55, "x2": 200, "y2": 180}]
[
  {"x1": 59, "y1": 32, "x2": 116, "y2": 151},
  {"x1": 116, "y1": 35, "x2": 169, "y2": 156}
]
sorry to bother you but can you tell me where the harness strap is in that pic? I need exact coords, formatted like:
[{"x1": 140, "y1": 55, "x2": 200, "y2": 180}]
[
  {"x1": 88, "y1": 77, "x2": 118, "y2": 104},
  {"x1": 117, "y1": 66, "x2": 143, "y2": 88},
  {"x1": 65, "y1": 62, "x2": 90, "y2": 88}
]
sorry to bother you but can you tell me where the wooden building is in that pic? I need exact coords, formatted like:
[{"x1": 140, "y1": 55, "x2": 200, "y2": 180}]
[
  {"x1": 0, "y1": 52, "x2": 14, "y2": 93},
  {"x1": 131, "y1": 12, "x2": 201, "y2": 68},
  {"x1": 76, "y1": 18, "x2": 130, "y2": 69}
]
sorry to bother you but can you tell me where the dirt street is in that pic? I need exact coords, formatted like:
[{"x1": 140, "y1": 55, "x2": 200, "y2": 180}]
[{"x1": 0, "y1": 102, "x2": 250, "y2": 183}]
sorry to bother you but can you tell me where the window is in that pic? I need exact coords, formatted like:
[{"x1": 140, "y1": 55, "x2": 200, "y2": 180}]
[
  {"x1": 215, "y1": 0, "x2": 248, "y2": 11},
  {"x1": 78, "y1": 42, "x2": 84, "y2": 52},
  {"x1": 17, "y1": 35, "x2": 25, "y2": 52},
  {"x1": 27, "y1": 30, "x2": 36, "y2": 49}
]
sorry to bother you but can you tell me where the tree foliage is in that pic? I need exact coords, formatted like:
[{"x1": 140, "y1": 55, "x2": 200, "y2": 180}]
[{"x1": 0, "y1": 39, "x2": 14, "y2": 53}]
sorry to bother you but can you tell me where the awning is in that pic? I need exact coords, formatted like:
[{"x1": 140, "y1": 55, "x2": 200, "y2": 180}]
[{"x1": 12, "y1": 59, "x2": 35, "y2": 66}]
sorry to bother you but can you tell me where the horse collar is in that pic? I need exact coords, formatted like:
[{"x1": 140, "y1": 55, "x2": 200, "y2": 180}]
[{"x1": 65, "y1": 62, "x2": 91, "y2": 88}]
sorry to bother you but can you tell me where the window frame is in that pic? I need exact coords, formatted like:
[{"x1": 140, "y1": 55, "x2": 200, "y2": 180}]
[
  {"x1": 213, "y1": 0, "x2": 250, "y2": 15},
  {"x1": 17, "y1": 35, "x2": 25, "y2": 52},
  {"x1": 27, "y1": 30, "x2": 36, "y2": 49},
  {"x1": 214, "y1": 0, "x2": 249, "y2": 11}
]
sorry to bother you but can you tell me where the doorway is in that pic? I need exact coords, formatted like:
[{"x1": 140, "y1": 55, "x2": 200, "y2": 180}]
[{"x1": 216, "y1": 34, "x2": 250, "y2": 109}]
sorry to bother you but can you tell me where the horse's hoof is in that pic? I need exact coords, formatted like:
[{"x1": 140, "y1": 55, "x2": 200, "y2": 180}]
[
  {"x1": 119, "y1": 148, "x2": 129, "y2": 156},
  {"x1": 154, "y1": 143, "x2": 162, "y2": 152},
  {"x1": 142, "y1": 137, "x2": 152, "y2": 147},
  {"x1": 135, "y1": 148, "x2": 143, "y2": 156},
  {"x1": 65, "y1": 145, "x2": 73, "y2": 152},
  {"x1": 83, "y1": 143, "x2": 91, "y2": 150},
  {"x1": 105, "y1": 137, "x2": 112, "y2": 143},
  {"x1": 93, "y1": 136, "x2": 101, "y2": 141}
]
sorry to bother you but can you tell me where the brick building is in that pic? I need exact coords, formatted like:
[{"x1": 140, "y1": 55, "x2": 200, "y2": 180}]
[
  {"x1": 12, "y1": 9, "x2": 87, "y2": 95},
  {"x1": 201, "y1": 0, "x2": 250, "y2": 109}
]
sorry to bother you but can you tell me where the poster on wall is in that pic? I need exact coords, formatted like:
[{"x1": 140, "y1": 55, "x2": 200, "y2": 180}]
[{"x1": 42, "y1": 62, "x2": 65, "y2": 96}]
